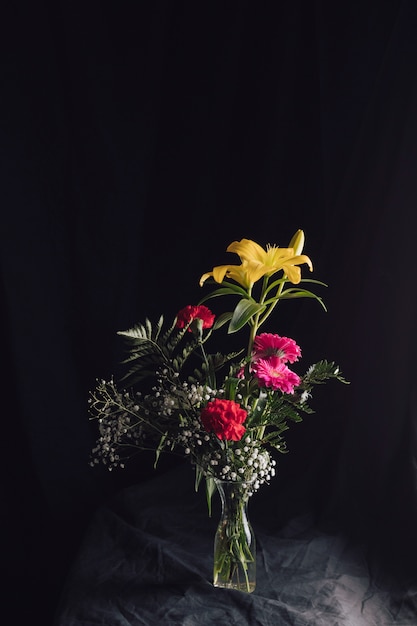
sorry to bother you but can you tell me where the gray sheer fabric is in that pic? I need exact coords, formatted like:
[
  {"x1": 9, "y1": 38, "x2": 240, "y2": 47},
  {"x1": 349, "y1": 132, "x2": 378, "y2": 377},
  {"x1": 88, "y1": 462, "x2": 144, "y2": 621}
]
[{"x1": 55, "y1": 466, "x2": 417, "y2": 626}]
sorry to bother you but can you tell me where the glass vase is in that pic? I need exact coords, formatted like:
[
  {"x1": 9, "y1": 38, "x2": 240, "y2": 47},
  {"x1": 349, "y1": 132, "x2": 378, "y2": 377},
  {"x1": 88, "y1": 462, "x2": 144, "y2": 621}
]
[{"x1": 213, "y1": 478, "x2": 256, "y2": 593}]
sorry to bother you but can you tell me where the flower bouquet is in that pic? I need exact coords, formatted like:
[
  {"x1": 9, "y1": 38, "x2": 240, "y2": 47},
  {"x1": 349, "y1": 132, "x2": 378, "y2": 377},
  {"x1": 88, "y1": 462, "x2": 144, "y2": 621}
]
[{"x1": 89, "y1": 229, "x2": 348, "y2": 592}]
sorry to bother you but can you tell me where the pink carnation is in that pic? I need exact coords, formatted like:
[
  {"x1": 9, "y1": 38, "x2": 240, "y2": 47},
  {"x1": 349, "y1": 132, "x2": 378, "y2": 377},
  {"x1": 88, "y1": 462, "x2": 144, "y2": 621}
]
[
  {"x1": 252, "y1": 356, "x2": 301, "y2": 393},
  {"x1": 253, "y1": 333, "x2": 301, "y2": 363}
]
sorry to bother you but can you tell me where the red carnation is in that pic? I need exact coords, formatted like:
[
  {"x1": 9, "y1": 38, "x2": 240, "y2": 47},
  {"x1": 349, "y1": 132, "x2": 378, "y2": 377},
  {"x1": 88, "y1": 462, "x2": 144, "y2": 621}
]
[
  {"x1": 200, "y1": 398, "x2": 247, "y2": 441},
  {"x1": 176, "y1": 305, "x2": 215, "y2": 331}
]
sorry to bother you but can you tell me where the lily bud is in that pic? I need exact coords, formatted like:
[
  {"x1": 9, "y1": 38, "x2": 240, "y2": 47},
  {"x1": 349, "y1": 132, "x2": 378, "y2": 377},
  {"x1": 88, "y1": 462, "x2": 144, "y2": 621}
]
[{"x1": 288, "y1": 229, "x2": 305, "y2": 255}]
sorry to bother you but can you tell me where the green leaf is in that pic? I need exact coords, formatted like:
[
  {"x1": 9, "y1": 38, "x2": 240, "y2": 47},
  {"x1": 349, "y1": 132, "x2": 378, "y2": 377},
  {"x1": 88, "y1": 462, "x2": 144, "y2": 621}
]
[
  {"x1": 117, "y1": 315, "x2": 164, "y2": 340},
  {"x1": 195, "y1": 464, "x2": 204, "y2": 492},
  {"x1": 229, "y1": 299, "x2": 266, "y2": 333},
  {"x1": 213, "y1": 311, "x2": 233, "y2": 330},
  {"x1": 194, "y1": 467, "x2": 216, "y2": 516},
  {"x1": 302, "y1": 360, "x2": 349, "y2": 386},
  {"x1": 223, "y1": 376, "x2": 241, "y2": 401},
  {"x1": 199, "y1": 282, "x2": 249, "y2": 304},
  {"x1": 264, "y1": 278, "x2": 327, "y2": 298},
  {"x1": 271, "y1": 288, "x2": 327, "y2": 312},
  {"x1": 297, "y1": 278, "x2": 328, "y2": 287},
  {"x1": 116, "y1": 315, "x2": 201, "y2": 386},
  {"x1": 188, "y1": 350, "x2": 243, "y2": 386},
  {"x1": 246, "y1": 390, "x2": 269, "y2": 426},
  {"x1": 205, "y1": 476, "x2": 217, "y2": 517},
  {"x1": 154, "y1": 432, "x2": 168, "y2": 468}
]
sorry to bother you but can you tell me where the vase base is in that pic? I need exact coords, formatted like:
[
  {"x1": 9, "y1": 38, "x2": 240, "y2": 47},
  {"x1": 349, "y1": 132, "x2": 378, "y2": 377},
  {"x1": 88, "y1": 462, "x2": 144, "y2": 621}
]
[{"x1": 213, "y1": 581, "x2": 256, "y2": 593}]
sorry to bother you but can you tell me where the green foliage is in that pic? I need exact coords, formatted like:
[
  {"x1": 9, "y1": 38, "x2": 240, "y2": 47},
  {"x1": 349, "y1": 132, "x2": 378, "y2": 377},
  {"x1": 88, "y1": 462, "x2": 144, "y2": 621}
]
[
  {"x1": 301, "y1": 360, "x2": 349, "y2": 389},
  {"x1": 229, "y1": 299, "x2": 266, "y2": 333},
  {"x1": 245, "y1": 360, "x2": 349, "y2": 454},
  {"x1": 116, "y1": 316, "x2": 204, "y2": 387},
  {"x1": 188, "y1": 351, "x2": 243, "y2": 387}
]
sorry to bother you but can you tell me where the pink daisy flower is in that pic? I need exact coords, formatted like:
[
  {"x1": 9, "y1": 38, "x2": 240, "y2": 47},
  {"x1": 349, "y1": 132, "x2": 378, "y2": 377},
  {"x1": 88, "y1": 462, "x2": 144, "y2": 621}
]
[
  {"x1": 252, "y1": 356, "x2": 301, "y2": 393},
  {"x1": 253, "y1": 333, "x2": 301, "y2": 363}
]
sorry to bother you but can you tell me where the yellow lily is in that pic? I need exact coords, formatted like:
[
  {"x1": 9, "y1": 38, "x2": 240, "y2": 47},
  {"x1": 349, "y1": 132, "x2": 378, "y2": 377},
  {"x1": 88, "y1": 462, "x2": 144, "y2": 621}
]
[
  {"x1": 199, "y1": 259, "x2": 255, "y2": 289},
  {"x1": 200, "y1": 231, "x2": 313, "y2": 288}
]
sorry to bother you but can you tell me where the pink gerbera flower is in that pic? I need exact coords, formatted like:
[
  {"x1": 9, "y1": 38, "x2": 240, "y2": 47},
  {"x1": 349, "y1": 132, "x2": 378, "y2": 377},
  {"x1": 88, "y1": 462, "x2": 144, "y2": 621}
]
[
  {"x1": 253, "y1": 333, "x2": 301, "y2": 363},
  {"x1": 252, "y1": 356, "x2": 301, "y2": 393}
]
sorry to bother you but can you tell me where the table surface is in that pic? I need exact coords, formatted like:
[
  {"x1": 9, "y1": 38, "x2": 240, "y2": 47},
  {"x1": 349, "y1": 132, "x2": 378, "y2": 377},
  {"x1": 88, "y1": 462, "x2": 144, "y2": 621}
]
[{"x1": 54, "y1": 465, "x2": 417, "y2": 626}]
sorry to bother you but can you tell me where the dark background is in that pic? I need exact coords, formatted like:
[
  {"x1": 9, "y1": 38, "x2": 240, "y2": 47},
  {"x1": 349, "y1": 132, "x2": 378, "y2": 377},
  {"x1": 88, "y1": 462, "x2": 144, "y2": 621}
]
[{"x1": 2, "y1": 1, "x2": 417, "y2": 623}]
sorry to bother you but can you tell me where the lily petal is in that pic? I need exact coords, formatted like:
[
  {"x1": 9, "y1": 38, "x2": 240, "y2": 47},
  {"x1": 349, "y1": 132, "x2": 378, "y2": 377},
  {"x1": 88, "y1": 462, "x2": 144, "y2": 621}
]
[
  {"x1": 281, "y1": 254, "x2": 313, "y2": 284},
  {"x1": 282, "y1": 264, "x2": 302, "y2": 284},
  {"x1": 227, "y1": 239, "x2": 267, "y2": 263},
  {"x1": 200, "y1": 237, "x2": 313, "y2": 289},
  {"x1": 200, "y1": 262, "x2": 254, "y2": 289},
  {"x1": 200, "y1": 265, "x2": 229, "y2": 286}
]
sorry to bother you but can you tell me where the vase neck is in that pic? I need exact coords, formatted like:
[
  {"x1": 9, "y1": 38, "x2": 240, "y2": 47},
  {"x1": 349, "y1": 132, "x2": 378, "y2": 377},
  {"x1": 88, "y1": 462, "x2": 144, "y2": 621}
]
[{"x1": 214, "y1": 479, "x2": 253, "y2": 506}]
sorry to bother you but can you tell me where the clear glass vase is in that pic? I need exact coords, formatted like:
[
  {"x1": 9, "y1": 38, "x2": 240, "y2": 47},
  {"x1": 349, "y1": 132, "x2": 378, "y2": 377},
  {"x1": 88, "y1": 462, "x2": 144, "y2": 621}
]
[{"x1": 213, "y1": 479, "x2": 256, "y2": 593}]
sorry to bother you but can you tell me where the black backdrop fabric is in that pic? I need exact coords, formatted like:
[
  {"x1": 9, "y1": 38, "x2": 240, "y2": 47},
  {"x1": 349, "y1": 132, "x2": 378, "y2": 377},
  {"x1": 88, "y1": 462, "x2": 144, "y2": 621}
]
[{"x1": 2, "y1": 1, "x2": 417, "y2": 624}]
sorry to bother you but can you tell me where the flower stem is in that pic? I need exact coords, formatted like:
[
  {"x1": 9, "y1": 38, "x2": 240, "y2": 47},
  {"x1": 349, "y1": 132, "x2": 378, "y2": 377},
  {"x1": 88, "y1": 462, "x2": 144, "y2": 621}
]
[{"x1": 247, "y1": 275, "x2": 287, "y2": 358}]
